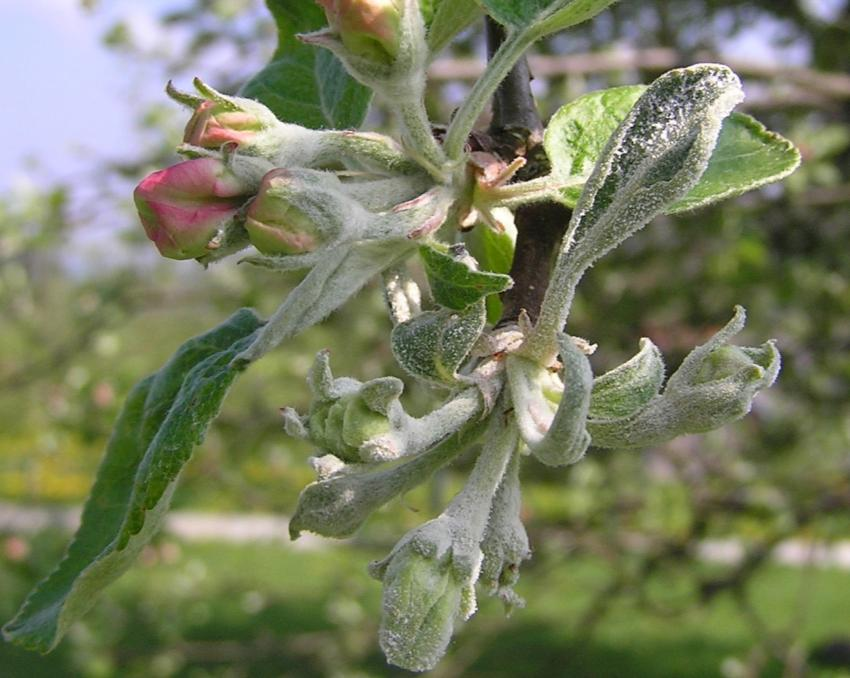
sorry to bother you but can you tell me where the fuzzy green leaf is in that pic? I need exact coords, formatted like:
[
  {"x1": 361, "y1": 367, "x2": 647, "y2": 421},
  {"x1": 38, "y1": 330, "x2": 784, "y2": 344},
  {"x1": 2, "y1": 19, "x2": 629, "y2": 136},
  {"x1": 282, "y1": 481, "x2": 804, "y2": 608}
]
[
  {"x1": 391, "y1": 302, "x2": 485, "y2": 386},
  {"x1": 2, "y1": 310, "x2": 263, "y2": 653},
  {"x1": 463, "y1": 226, "x2": 515, "y2": 323},
  {"x1": 588, "y1": 307, "x2": 781, "y2": 448},
  {"x1": 419, "y1": 244, "x2": 513, "y2": 311},
  {"x1": 545, "y1": 85, "x2": 800, "y2": 211},
  {"x1": 240, "y1": 1, "x2": 371, "y2": 129},
  {"x1": 478, "y1": 0, "x2": 616, "y2": 35},
  {"x1": 590, "y1": 338, "x2": 665, "y2": 419},
  {"x1": 560, "y1": 65, "x2": 745, "y2": 278}
]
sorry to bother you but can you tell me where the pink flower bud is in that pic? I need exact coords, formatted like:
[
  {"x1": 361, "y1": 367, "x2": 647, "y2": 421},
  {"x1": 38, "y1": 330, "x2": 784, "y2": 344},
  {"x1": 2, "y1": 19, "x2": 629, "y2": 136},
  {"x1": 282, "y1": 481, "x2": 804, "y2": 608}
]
[
  {"x1": 244, "y1": 169, "x2": 327, "y2": 255},
  {"x1": 134, "y1": 157, "x2": 252, "y2": 260},
  {"x1": 183, "y1": 100, "x2": 265, "y2": 149},
  {"x1": 317, "y1": 0, "x2": 403, "y2": 63}
]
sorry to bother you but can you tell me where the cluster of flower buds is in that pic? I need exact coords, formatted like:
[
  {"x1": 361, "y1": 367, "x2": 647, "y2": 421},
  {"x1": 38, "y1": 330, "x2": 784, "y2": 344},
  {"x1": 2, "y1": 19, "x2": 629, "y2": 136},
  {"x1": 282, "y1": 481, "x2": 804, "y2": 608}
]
[
  {"x1": 134, "y1": 78, "x2": 443, "y2": 264},
  {"x1": 127, "y1": 17, "x2": 792, "y2": 671},
  {"x1": 279, "y1": 303, "x2": 780, "y2": 672}
]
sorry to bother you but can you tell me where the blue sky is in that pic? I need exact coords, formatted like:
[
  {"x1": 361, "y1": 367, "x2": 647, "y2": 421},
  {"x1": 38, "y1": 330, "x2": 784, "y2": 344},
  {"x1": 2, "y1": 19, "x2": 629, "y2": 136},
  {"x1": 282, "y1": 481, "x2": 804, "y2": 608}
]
[{"x1": 0, "y1": 0, "x2": 177, "y2": 192}]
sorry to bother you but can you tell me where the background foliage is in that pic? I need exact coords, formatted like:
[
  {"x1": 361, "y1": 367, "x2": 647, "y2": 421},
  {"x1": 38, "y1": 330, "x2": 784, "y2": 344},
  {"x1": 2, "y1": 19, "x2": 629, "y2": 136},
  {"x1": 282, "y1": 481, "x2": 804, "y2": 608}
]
[{"x1": 2, "y1": 0, "x2": 849, "y2": 675}]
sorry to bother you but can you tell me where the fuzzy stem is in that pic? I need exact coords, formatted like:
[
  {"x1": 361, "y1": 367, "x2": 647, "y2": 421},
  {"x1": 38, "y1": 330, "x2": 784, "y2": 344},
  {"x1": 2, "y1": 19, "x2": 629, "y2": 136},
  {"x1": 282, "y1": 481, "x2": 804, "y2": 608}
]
[
  {"x1": 443, "y1": 28, "x2": 538, "y2": 161},
  {"x1": 399, "y1": 98, "x2": 447, "y2": 179},
  {"x1": 444, "y1": 413, "x2": 518, "y2": 538},
  {"x1": 490, "y1": 175, "x2": 582, "y2": 207}
]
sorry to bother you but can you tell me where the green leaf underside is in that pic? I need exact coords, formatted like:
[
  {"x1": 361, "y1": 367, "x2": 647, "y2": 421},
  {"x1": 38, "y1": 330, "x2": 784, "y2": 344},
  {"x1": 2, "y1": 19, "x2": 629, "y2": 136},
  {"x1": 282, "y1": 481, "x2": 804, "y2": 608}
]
[
  {"x1": 240, "y1": 1, "x2": 371, "y2": 129},
  {"x1": 3, "y1": 310, "x2": 263, "y2": 653},
  {"x1": 545, "y1": 85, "x2": 800, "y2": 212},
  {"x1": 589, "y1": 339, "x2": 665, "y2": 420},
  {"x1": 391, "y1": 303, "x2": 486, "y2": 385},
  {"x1": 480, "y1": 0, "x2": 616, "y2": 34},
  {"x1": 419, "y1": 244, "x2": 512, "y2": 311},
  {"x1": 427, "y1": 0, "x2": 482, "y2": 53}
]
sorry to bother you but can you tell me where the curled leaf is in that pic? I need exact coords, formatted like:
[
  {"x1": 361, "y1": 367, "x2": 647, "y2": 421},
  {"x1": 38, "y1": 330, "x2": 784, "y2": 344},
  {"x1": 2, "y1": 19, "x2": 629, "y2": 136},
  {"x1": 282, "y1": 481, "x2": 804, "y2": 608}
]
[
  {"x1": 588, "y1": 307, "x2": 781, "y2": 448},
  {"x1": 590, "y1": 338, "x2": 665, "y2": 420},
  {"x1": 391, "y1": 301, "x2": 486, "y2": 386},
  {"x1": 508, "y1": 334, "x2": 592, "y2": 466}
]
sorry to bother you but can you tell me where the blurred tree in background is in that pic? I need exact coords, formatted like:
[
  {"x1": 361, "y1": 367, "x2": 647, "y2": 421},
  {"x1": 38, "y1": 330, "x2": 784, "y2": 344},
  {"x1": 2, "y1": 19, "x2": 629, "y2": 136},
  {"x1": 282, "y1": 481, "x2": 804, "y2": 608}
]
[{"x1": 1, "y1": 1, "x2": 849, "y2": 676}]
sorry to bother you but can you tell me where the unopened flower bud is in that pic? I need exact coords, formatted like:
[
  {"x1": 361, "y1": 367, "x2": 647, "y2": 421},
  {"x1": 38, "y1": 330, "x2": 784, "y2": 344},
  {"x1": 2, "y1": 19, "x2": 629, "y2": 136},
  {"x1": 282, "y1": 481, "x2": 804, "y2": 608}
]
[
  {"x1": 134, "y1": 157, "x2": 252, "y2": 260},
  {"x1": 245, "y1": 169, "x2": 356, "y2": 255},
  {"x1": 168, "y1": 79, "x2": 288, "y2": 155},
  {"x1": 302, "y1": 0, "x2": 428, "y2": 105},
  {"x1": 183, "y1": 100, "x2": 264, "y2": 149},
  {"x1": 370, "y1": 520, "x2": 476, "y2": 672},
  {"x1": 308, "y1": 393, "x2": 393, "y2": 462},
  {"x1": 317, "y1": 0, "x2": 403, "y2": 64}
]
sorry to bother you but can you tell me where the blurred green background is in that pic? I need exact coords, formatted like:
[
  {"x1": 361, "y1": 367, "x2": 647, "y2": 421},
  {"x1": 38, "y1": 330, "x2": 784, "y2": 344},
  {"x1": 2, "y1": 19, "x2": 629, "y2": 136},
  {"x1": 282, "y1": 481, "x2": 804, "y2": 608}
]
[{"x1": 1, "y1": 1, "x2": 849, "y2": 676}]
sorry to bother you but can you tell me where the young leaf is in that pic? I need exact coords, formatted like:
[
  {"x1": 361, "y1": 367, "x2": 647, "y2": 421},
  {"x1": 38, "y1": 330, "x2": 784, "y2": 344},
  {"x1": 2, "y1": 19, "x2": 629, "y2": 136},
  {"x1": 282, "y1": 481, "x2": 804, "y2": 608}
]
[
  {"x1": 419, "y1": 243, "x2": 513, "y2": 311},
  {"x1": 589, "y1": 338, "x2": 665, "y2": 420},
  {"x1": 240, "y1": 1, "x2": 372, "y2": 129},
  {"x1": 427, "y1": 0, "x2": 482, "y2": 53},
  {"x1": 479, "y1": 0, "x2": 616, "y2": 37},
  {"x1": 463, "y1": 224, "x2": 516, "y2": 323},
  {"x1": 237, "y1": 240, "x2": 416, "y2": 365},
  {"x1": 588, "y1": 307, "x2": 781, "y2": 448},
  {"x1": 545, "y1": 85, "x2": 801, "y2": 211},
  {"x1": 528, "y1": 65, "x2": 745, "y2": 361},
  {"x1": 667, "y1": 112, "x2": 802, "y2": 213},
  {"x1": 391, "y1": 302, "x2": 486, "y2": 386},
  {"x1": 2, "y1": 310, "x2": 263, "y2": 653}
]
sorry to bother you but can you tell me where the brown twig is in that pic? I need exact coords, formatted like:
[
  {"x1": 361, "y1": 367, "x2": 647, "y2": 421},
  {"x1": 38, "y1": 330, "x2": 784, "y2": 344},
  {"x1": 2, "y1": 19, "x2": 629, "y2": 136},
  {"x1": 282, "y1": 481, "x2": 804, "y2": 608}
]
[{"x1": 479, "y1": 18, "x2": 571, "y2": 325}]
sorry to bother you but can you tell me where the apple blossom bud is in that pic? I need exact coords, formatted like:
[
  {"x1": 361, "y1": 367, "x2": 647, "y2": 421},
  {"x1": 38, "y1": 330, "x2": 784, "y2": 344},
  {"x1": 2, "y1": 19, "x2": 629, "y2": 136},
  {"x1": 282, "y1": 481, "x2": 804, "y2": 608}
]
[
  {"x1": 168, "y1": 79, "x2": 291, "y2": 156},
  {"x1": 183, "y1": 100, "x2": 264, "y2": 149},
  {"x1": 317, "y1": 0, "x2": 403, "y2": 64},
  {"x1": 134, "y1": 157, "x2": 252, "y2": 260},
  {"x1": 244, "y1": 168, "x2": 359, "y2": 256}
]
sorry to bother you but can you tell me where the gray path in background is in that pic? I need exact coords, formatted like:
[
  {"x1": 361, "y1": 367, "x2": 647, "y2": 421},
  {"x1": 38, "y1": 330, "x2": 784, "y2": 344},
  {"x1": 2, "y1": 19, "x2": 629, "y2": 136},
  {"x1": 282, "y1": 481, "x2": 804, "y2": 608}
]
[{"x1": 1, "y1": 501, "x2": 849, "y2": 569}]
